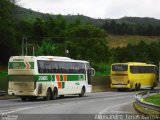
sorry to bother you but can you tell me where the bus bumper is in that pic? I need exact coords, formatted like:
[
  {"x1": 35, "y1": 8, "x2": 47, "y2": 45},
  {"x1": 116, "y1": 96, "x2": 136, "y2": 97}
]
[
  {"x1": 111, "y1": 84, "x2": 130, "y2": 89},
  {"x1": 8, "y1": 90, "x2": 37, "y2": 96}
]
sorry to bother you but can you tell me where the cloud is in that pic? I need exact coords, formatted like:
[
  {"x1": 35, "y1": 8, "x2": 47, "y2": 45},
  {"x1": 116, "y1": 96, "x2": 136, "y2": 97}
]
[
  {"x1": 19, "y1": 0, "x2": 160, "y2": 19},
  {"x1": 104, "y1": 0, "x2": 160, "y2": 19}
]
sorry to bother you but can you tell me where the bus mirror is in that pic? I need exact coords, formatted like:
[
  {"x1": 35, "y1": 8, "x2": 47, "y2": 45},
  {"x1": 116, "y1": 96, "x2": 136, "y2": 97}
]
[{"x1": 91, "y1": 68, "x2": 95, "y2": 76}]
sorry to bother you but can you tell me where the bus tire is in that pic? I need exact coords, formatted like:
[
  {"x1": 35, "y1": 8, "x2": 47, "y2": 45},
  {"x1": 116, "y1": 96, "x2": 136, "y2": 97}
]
[
  {"x1": 79, "y1": 87, "x2": 85, "y2": 97},
  {"x1": 29, "y1": 97, "x2": 37, "y2": 101},
  {"x1": 138, "y1": 83, "x2": 141, "y2": 91},
  {"x1": 52, "y1": 88, "x2": 58, "y2": 100},
  {"x1": 135, "y1": 83, "x2": 138, "y2": 91},
  {"x1": 151, "y1": 82, "x2": 155, "y2": 90},
  {"x1": 59, "y1": 95, "x2": 64, "y2": 99},
  {"x1": 45, "y1": 88, "x2": 52, "y2": 101},
  {"x1": 117, "y1": 88, "x2": 126, "y2": 92},
  {"x1": 21, "y1": 97, "x2": 27, "y2": 101}
]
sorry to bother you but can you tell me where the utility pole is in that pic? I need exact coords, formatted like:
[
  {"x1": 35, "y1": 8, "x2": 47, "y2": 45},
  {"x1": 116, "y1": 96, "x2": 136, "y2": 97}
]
[
  {"x1": 33, "y1": 46, "x2": 35, "y2": 56},
  {"x1": 25, "y1": 36, "x2": 27, "y2": 56},
  {"x1": 21, "y1": 36, "x2": 28, "y2": 56},
  {"x1": 22, "y1": 37, "x2": 26, "y2": 56}
]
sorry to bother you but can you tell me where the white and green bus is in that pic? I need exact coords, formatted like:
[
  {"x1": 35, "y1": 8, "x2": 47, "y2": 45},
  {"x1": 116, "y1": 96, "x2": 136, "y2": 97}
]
[{"x1": 8, "y1": 56, "x2": 95, "y2": 101}]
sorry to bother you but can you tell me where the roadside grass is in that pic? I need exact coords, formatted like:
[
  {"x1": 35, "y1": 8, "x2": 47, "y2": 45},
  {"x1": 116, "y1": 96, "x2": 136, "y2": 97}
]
[
  {"x1": 108, "y1": 35, "x2": 160, "y2": 48},
  {"x1": 0, "y1": 72, "x2": 7, "y2": 79},
  {"x1": 94, "y1": 63, "x2": 111, "y2": 76},
  {"x1": 143, "y1": 94, "x2": 160, "y2": 106}
]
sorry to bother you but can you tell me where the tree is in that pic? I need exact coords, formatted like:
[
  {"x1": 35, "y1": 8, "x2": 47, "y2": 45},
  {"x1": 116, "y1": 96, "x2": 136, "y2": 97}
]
[
  {"x1": 109, "y1": 20, "x2": 117, "y2": 34},
  {"x1": 0, "y1": 0, "x2": 18, "y2": 64},
  {"x1": 45, "y1": 16, "x2": 57, "y2": 37},
  {"x1": 67, "y1": 24, "x2": 109, "y2": 63},
  {"x1": 16, "y1": 20, "x2": 32, "y2": 36},
  {"x1": 0, "y1": 24, "x2": 18, "y2": 64},
  {"x1": 32, "y1": 18, "x2": 47, "y2": 39},
  {"x1": 135, "y1": 41, "x2": 149, "y2": 62},
  {"x1": 36, "y1": 40, "x2": 56, "y2": 56},
  {"x1": 147, "y1": 42, "x2": 160, "y2": 65},
  {"x1": 0, "y1": 0, "x2": 13, "y2": 20}
]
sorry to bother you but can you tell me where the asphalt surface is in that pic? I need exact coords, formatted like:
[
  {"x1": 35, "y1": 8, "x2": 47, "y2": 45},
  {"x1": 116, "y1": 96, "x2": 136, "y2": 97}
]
[{"x1": 0, "y1": 91, "x2": 138, "y2": 120}]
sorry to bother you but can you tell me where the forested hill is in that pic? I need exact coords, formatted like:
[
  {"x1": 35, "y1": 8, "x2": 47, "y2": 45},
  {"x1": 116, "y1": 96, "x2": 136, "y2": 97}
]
[
  {"x1": 13, "y1": 5, "x2": 160, "y2": 27},
  {"x1": 12, "y1": 6, "x2": 104, "y2": 26},
  {"x1": 1, "y1": 0, "x2": 160, "y2": 71},
  {"x1": 116, "y1": 17, "x2": 160, "y2": 26}
]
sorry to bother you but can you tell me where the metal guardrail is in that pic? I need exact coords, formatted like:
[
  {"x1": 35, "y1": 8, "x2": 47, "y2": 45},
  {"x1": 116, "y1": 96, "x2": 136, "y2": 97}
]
[
  {"x1": 0, "y1": 91, "x2": 6, "y2": 96},
  {"x1": 135, "y1": 89, "x2": 160, "y2": 112}
]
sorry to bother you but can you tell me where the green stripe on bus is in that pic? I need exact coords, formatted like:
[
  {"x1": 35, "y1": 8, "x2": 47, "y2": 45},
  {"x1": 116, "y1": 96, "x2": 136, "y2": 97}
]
[
  {"x1": 8, "y1": 75, "x2": 35, "y2": 82},
  {"x1": 60, "y1": 75, "x2": 63, "y2": 81},
  {"x1": 67, "y1": 74, "x2": 85, "y2": 81},
  {"x1": 9, "y1": 62, "x2": 34, "y2": 69},
  {"x1": 62, "y1": 82, "x2": 65, "y2": 88},
  {"x1": 52, "y1": 75, "x2": 55, "y2": 81},
  {"x1": 8, "y1": 74, "x2": 85, "y2": 82}
]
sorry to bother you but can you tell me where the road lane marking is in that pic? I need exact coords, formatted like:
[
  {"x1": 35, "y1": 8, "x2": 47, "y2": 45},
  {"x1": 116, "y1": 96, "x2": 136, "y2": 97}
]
[
  {"x1": 0, "y1": 105, "x2": 49, "y2": 115},
  {"x1": 99, "y1": 100, "x2": 134, "y2": 114},
  {"x1": 104, "y1": 110, "x2": 134, "y2": 113},
  {"x1": 0, "y1": 92, "x2": 136, "y2": 114},
  {"x1": 0, "y1": 100, "x2": 91, "y2": 115}
]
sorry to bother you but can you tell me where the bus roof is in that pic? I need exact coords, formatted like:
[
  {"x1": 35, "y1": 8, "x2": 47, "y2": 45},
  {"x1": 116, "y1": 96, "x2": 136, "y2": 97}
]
[{"x1": 9, "y1": 56, "x2": 89, "y2": 63}]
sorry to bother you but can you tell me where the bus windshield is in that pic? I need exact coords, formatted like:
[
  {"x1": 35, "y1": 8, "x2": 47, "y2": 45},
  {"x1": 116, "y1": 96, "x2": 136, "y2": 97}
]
[{"x1": 112, "y1": 64, "x2": 128, "y2": 71}]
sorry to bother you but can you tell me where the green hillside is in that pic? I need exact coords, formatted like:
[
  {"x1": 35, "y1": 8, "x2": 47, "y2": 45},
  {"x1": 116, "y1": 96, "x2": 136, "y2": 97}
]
[
  {"x1": 12, "y1": 5, "x2": 160, "y2": 48},
  {"x1": 12, "y1": 6, "x2": 104, "y2": 25},
  {"x1": 12, "y1": 6, "x2": 49, "y2": 23},
  {"x1": 118, "y1": 17, "x2": 160, "y2": 26},
  {"x1": 12, "y1": 6, "x2": 160, "y2": 27},
  {"x1": 1, "y1": 0, "x2": 160, "y2": 70}
]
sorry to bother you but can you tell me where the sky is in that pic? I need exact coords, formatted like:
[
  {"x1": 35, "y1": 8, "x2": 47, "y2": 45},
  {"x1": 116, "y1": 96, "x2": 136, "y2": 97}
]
[{"x1": 18, "y1": 0, "x2": 160, "y2": 19}]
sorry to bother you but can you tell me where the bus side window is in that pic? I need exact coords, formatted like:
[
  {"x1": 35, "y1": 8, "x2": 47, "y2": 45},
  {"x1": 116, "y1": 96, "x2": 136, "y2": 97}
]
[
  {"x1": 79, "y1": 63, "x2": 85, "y2": 74},
  {"x1": 45, "y1": 61, "x2": 51, "y2": 73},
  {"x1": 38, "y1": 61, "x2": 41, "y2": 73},
  {"x1": 61, "y1": 62, "x2": 66, "y2": 73},
  {"x1": 69, "y1": 62, "x2": 74, "y2": 73},
  {"x1": 51, "y1": 61, "x2": 57, "y2": 73},
  {"x1": 56, "y1": 61, "x2": 60, "y2": 73},
  {"x1": 66, "y1": 62, "x2": 71, "y2": 73},
  {"x1": 38, "y1": 60, "x2": 45, "y2": 73},
  {"x1": 75, "y1": 63, "x2": 79, "y2": 73}
]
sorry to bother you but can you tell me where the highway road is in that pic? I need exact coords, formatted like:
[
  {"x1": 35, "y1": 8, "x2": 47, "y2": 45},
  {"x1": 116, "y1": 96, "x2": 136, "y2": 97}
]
[{"x1": 0, "y1": 91, "x2": 138, "y2": 120}]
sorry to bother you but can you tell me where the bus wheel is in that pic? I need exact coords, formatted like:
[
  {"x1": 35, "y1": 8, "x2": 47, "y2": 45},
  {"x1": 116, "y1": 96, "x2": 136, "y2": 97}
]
[
  {"x1": 117, "y1": 88, "x2": 125, "y2": 92},
  {"x1": 29, "y1": 97, "x2": 37, "y2": 101},
  {"x1": 117, "y1": 88, "x2": 122, "y2": 92},
  {"x1": 138, "y1": 83, "x2": 141, "y2": 91},
  {"x1": 21, "y1": 97, "x2": 27, "y2": 101},
  {"x1": 45, "y1": 88, "x2": 52, "y2": 101},
  {"x1": 151, "y1": 83, "x2": 155, "y2": 90},
  {"x1": 79, "y1": 87, "x2": 85, "y2": 97},
  {"x1": 52, "y1": 88, "x2": 58, "y2": 100},
  {"x1": 59, "y1": 95, "x2": 64, "y2": 99},
  {"x1": 135, "y1": 83, "x2": 138, "y2": 91}
]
